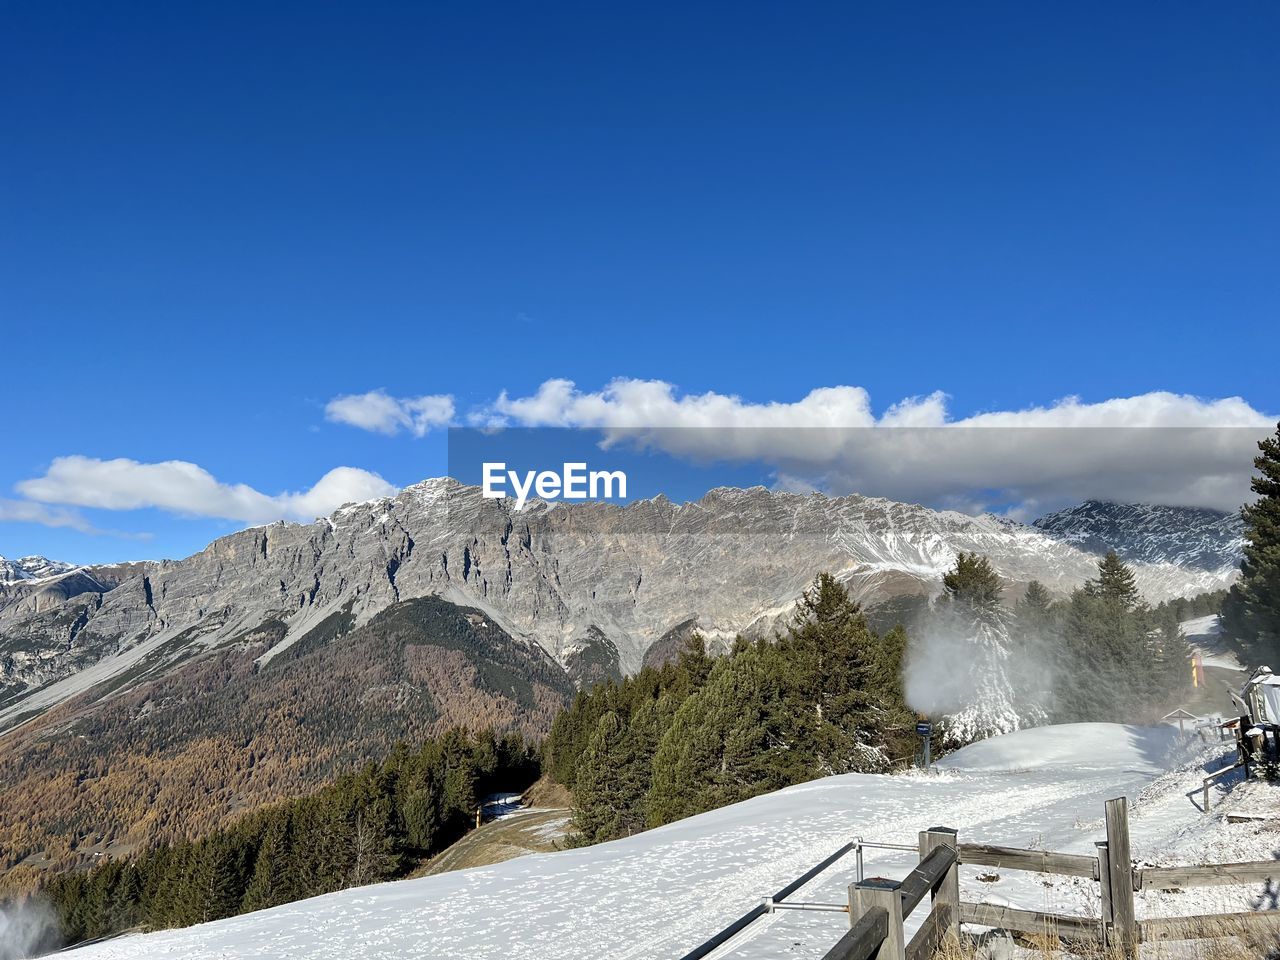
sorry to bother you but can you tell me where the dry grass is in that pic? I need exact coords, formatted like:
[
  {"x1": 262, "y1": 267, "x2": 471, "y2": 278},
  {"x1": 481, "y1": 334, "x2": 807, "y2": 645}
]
[
  {"x1": 922, "y1": 915, "x2": 1280, "y2": 959},
  {"x1": 1139, "y1": 916, "x2": 1280, "y2": 960}
]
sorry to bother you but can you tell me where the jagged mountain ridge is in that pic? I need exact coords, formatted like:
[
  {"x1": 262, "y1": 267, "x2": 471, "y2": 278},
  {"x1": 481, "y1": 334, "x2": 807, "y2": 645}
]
[
  {"x1": 0, "y1": 480, "x2": 1240, "y2": 735},
  {"x1": 1032, "y1": 500, "x2": 1244, "y2": 572}
]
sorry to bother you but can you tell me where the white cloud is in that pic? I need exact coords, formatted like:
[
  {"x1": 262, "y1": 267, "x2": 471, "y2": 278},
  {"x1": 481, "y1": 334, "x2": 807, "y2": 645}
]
[
  {"x1": 481, "y1": 379, "x2": 1276, "y2": 513},
  {"x1": 325, "y1": 390, "x2": 454, "y2": 437},
  {"x1": 0, "y1": 498, "x2": 153, "y2": 539},
  {"x1": 17, "y1": 457, "x2": 397, "y2": 525},
  {"x1": 0, "y1": 499, "x2": 101, "y2": 534}
]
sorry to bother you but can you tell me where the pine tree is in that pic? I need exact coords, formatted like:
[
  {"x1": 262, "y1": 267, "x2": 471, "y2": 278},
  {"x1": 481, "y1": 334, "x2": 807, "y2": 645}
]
[
  {"x1": 242, "y1": 817, "x2": 291, "y2": 912},
  {"x1": 647, "y1": 641, "x2": 804, "y2": 825},
  {"x1": 570, "y1": 709, "x2": 656, "y2": 844},
  {"x1": 1057, "y1": 552, "x2": 1165, "y2": 723},
  {"x1": 928, "y1": 553, "x2": 1031, "y2": 744},
  {"x1": 1015, "y1": 581, "x2": 1054, "y2": 634},
  {"x1": 195, "y1": 835, "x2": 245, "y2": 923},
  {"x1": 1087, "y1": 551, "x2": 1140, "y2": 608},
  {"x1": 782, "y1": 573, "x2": 904, "y2": 772},
  {"x1": 1224, "y1": 421, "x2": 1280, "y2": 660},
  {"x1": 943, "y1": 552, "x2": 1003, "y2": 610},
  {"x1": 401, "y1": 776, "x2": 441, "y2": 853}
]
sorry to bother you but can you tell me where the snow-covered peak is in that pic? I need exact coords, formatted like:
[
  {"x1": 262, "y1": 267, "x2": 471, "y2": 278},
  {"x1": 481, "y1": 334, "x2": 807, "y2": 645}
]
[
  {"x1": 0, "y1": 555, "x2": 78, "y2": 583},
  {"x1": 1032, "y1": 500, "x2": 1244, "y2": 572}
]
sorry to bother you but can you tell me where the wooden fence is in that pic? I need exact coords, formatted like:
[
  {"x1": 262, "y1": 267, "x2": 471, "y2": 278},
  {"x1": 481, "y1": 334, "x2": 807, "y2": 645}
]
[
  {"x1": 821, "y1": 827, "x2": 960, "y2": 960},
  {"x1": 815, "y1": 796, "x2": 1280, "y2": 960}
]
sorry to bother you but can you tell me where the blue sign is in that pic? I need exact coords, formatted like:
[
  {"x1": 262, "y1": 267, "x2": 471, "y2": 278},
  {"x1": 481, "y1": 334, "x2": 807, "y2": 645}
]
[{"x1": 916, "y1": 722, "x2": 932, "y2": 736}]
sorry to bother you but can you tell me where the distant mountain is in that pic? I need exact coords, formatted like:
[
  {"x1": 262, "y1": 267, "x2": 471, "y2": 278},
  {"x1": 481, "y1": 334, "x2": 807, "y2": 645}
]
[
  {"x1": 1032, "y1": 500, "x2": 1244, "y2": 572},
  {"x1": 0, "y1": 555, "x2": 76, "y2": 583}
]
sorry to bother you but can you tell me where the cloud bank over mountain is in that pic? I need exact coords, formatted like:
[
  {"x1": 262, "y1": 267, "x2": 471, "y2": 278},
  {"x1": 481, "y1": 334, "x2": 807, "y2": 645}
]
[
  {"x1": 458, "y1": 380, "x2": 1275, "y2": 513},
  {"x1": 5, "y1": 381, "x2": 1275, "y2": 539}
]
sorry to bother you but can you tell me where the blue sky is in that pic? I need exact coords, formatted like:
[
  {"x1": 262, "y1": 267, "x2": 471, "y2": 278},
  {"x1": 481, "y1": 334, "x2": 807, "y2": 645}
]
[{"x1": 3, "y1": 2, "x2": 1277, "y2": 564}]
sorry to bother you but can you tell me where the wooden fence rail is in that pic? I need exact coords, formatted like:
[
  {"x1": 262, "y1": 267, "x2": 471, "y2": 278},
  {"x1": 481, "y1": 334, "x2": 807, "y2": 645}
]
[
  {"x1": 821, "y1": 828, "x2": 959, "y2": 960},
  {"x1": 1140, "y1": 910, "x2": 1280, "y2": 942},
  {"x1": 958, "y1": 901, "x2": 1103, "y2": 942},
  {"x1": 1138, "y1": 860, "x2": 1280, "y2": 890},
  {"x1": 957, "y1": 842, "x2": 1098, "y2": 879}
]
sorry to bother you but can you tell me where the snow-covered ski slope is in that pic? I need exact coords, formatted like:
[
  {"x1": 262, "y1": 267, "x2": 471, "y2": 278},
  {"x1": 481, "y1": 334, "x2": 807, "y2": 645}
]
[{"x1": 68, "y1": 723, "x2": 1279, "y2": 960}]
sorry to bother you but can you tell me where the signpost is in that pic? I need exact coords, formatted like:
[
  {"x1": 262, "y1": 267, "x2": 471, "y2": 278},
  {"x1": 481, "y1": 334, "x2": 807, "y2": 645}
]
[{"x1": 916, "y1": 721, "x2": 933, "y2": 770}]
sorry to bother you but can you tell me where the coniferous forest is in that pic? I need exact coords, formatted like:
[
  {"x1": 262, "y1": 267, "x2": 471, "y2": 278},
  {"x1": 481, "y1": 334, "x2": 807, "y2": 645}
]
[
  {"x1": 547, "y1": 559, "x2": 1208, "y2": 848},
  {"x1": 12, "y1": 729, "x2": 537, "y2": 952}
]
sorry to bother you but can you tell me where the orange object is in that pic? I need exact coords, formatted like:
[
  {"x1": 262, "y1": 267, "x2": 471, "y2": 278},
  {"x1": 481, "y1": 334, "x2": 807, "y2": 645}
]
[{"x1": 1190, "y1": 653, "x2": 1205, "y2": 688}]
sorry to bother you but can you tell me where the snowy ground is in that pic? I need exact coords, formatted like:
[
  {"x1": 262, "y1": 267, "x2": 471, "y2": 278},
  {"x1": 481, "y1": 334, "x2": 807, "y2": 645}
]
[
  {"x1": 62, "y1": 720, "x2": 1280, "y2": 960},
  {"x1": 1183, "y1": 615, "x2": 1245, "y2": 672}
]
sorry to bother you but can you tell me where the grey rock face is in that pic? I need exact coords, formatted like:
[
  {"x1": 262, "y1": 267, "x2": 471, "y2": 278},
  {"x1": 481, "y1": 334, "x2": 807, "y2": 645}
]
[
  {"x1": 0, "y1": 480, "x2": 1240, "y2": 732},
  {"x1": 0, "y1": 561, "x2": 151, "y2": 624}
]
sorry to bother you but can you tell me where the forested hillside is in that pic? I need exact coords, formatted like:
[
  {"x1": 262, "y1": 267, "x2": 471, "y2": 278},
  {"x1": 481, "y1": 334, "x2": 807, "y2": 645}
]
[
  {"x1": 545, "y1": 574, "x2": 918, "y2": 845},
  {"x1": 547, "y1": 556, "x2": 1204, "y2": 847},
  {"x1": 0, "y1": 597, "x2": 571, "y2": 895},
  {"x1": 10, "y1": 729, "x2": 537, "y2": 953}
]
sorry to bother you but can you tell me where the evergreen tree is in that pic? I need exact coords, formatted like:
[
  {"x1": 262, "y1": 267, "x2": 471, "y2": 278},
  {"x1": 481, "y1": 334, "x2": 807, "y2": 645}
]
[
  {"x1": 648, "y1": 640, "x2": 803, "y2": 825},
  {"x1": 570, "y1": 708, "x2": 656, "y2": 844},
  {"x1": 189, "y1": 835, "x2": 246, "y2": 923},
  {"x1": 242, "y1": 817, "x2": 292, "y2": 912},
  {"x1": 1055, "y1": 551, "x2": 1182, "y2": 723},
  {"x1": 782, "y1": 573, "x2": 910, "y2": 772},
  {"x1": 942, "y1": 552, "x2": 1003, "y2": 610},
  {"x1": 928, "y1": 554, "x2": 1033, "y2": 744},
  {"x1": 1015, "y1": 581, "x2": 1054, "y2": 635},
  {"x1": 401, "y1": 776, "x2": 442, "y2": 853},
  {"x1": 1224, "y1": 421, "x2": 1280, "y2": 660},
  {"x1": 784, "y1": 574, "x2": 870, "y2": 749},
  {"x1": 1087, "y1": 551, "x2": 1140, "y2": 607}
]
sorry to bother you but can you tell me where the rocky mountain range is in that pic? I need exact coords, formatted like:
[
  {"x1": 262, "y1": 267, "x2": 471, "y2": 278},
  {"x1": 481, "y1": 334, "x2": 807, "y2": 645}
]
[
  {"x1": 0, "y1": 482, "x2": 1244, "y2": 734},
  {"x1": 0, "y1": 481, "x2": 1245, "y2": 883}
]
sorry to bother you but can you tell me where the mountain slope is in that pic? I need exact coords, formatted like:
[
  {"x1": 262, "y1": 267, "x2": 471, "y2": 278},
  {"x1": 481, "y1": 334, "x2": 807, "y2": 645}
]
[
  {"x1": 0, "y1": 596, "x2": 571, "y2": 881},
  {"x1": 1032, "y1": 500, "x2": 1244, "y2": 571}
]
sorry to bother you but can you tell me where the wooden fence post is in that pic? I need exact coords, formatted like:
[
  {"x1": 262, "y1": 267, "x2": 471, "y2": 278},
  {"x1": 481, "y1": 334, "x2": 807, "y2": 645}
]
[
  {"x1": 919, "y1": 827, "x2": 960, "y2": 943},
  {"x1": 1104, "y1": 798, "x2": 1137, "y2": 958},
  {"x1": 853, "y1": 878, "x2": 905, "y2": 960},
  {"x1": 1095, "y1": 840, "x2": 1112, "y2": 949}
]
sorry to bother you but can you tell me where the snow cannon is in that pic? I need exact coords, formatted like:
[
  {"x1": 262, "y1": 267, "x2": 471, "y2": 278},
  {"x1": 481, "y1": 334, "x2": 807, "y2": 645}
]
[{"x1": 1235, "y1": 667, "x2": 1280, "y2": 777}]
